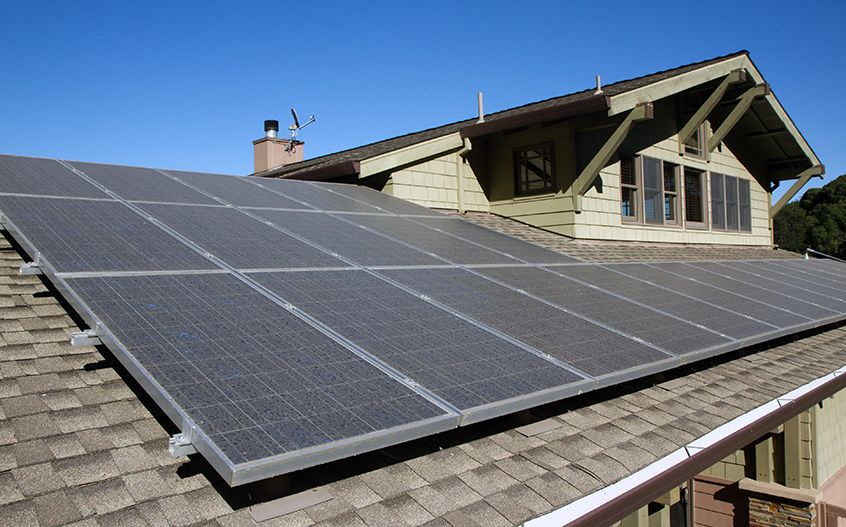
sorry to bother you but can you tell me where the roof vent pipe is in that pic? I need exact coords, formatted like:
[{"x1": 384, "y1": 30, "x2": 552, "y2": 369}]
[
  {"x1": 594, "y1": 75, "x2": 603, "y2": 95},
  {"x1": 264, "y1": 120, "x2": 279, "y2": 139},
  {"x1": 476, "y1": 91, "x2": 485, "y2": 123}
]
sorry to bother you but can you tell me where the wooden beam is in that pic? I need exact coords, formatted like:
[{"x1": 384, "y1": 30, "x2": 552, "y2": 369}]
[
  {"x1": 708, "y1": 83, "x2": 770, "y2": 152},
  {"x1": 677, "y1": 69, "x2": 746, "y2": 154},
  {"x1": 755, "y1": 436, "x2": 774, "y2": 483},
  {"x1": 572, "y1": 102, "x2": 653, "y2": 212},
  {"x1": 746, "y1": 129, "x2": 789, "y2": 139},
  {"x1": 358, "y1": 132, "x2": 465, "y2": 178},
  {"x1": 784, "y1": 415, "x2": 802, "y2": 489},
  {"x1": 769, "y1": 165, "x2": 825, "y2": 218}
]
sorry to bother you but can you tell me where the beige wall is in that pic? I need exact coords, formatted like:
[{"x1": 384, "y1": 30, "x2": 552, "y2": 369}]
[
  {"x1": 813, "y1": 390, "x2": 846, "y2": 486},
  {"x1": 382, "y1": 152, "x2": 490, "y2": 212},
  {"x1": 377, "y1": 110, "x2": 773, "y2": 246}
]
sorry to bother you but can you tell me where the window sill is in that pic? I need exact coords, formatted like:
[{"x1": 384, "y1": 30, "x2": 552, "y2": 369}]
[{"x1": 511, "y1": 192, "x2": 559, "y2": 202}]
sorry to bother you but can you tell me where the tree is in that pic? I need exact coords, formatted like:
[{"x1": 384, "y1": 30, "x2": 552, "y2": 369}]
[{"x1": 774, "y1": 174, "x2": 846, "y2": 259}]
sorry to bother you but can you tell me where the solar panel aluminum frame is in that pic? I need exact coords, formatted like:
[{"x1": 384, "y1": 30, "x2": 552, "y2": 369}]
[{"x1": 0, "y1": 207, "x2": 460, "y2": 486}]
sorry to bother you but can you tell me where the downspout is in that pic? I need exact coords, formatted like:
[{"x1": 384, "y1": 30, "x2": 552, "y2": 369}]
[
  {"x1": 455, "y1": 137, "x2": 472, "y2": 214},
  {"x1": 524, "y1": 363, "x2": 846, "y2": 527}
]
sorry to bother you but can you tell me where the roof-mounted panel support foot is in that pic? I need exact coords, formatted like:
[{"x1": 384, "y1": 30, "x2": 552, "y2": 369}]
[
  {"x1": 70, "y1": 328, "x2": 102, "y2": 347},
  {"x1": 19, "y1": 262, "x2": 43, "y2": 276},
  {"x1": 0, "y1": 214, "x2": 7, "y2": 231},
  {"x1": 169, "y1": 431, "x2": 198, "y2": 457}
]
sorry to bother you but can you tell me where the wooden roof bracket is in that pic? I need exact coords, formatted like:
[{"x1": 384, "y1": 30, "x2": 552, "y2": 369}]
[
  {"x1": 770, "y1": 164, "x2": 825, "y2": 218},
  {"x1": 573, "y1": 102, "x2": 653, "y2": 212},
  {"x1": 708, "y1": 83, "x2": 771, "y2": 154},
  {"x1": 677, "y1": 69, "x2": 747, "y2": 155}
]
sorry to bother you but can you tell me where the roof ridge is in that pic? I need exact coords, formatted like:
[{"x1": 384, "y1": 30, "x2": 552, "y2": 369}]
[{"x1": 266, "y1": 50, "x2": 749, "y2": 176}]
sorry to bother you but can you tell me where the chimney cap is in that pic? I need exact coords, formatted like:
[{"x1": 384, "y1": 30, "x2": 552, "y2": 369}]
[{"x1": 264, "y1": 120, "x2": 279, "y2": 132}]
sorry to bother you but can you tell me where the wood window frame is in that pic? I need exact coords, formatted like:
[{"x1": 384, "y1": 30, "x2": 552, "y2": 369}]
[
  {"x1": 683, "y1": 167, "x2": 708, "y2": 230},
  {"x1": 513, "y1": 143, "x2": 555, "y2": 197},
  {"x1": 683, "y1": 122, "x2": 708, "y2": 159},
  {"x1": 710, "y1": 172, "x2": 753, "y2": 232},
  {"x1": 620, "y1": 156, "x2": 680, "y2": 227}
]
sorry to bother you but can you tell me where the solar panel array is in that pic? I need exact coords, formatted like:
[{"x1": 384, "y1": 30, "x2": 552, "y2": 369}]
[{"x1": 1, "y1": 153, "x2": 845, "y2": 486}]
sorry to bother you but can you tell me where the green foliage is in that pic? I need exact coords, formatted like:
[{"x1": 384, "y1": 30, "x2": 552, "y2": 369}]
[{"x1": 774, "y1": 174, "x2": 846, "y2": 258}]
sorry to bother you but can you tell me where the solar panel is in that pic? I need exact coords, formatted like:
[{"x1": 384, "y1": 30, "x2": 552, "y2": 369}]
[
  {"x1": 65, "y1": 273, "x2": 454, "y2": 482},
  {"x1": 539, "y1": 264, "x2": 773, "y2": 339},
  {"x1": 247, "y1": 178, "x2": 384, "y2": 213},
  {"x1": 67, "y1": 161, "x2": 219, "y2": 205},
  {"x1": 738, "y1": 260, "x2": 846, "y2": 297},
  {"x1": 136, "y1": 203, "x2": 347, "y2": 270},
  {"x1": 319, "y1": 181, "x2": 443, "y2": 215},
  {"x1": 252, "y1": 270, "x2": 586, "y2": 414},
  {"x1": 0, "y1": 196, "x2": 217, "y2": 273},
  {"x1": 606, "y1": 263, "x2": 809, "y2": 329},
  {"x1": 0, "y1": 155, "x2": 107, "y2": 199},
  {"x1": 692, "y1": 262, "x2": 846, "y2": 313},
  {"x1": 477, "y1": 266, "x2": 731, "y2": 354},
  {"x1": 162, "y1": 170, "x2": 312, "y2": 210},
  {"x1": 768, "y1": 260, "x2": 846, "y2": 289},
  {"x1": 412, "y1": 216, "x2": 579, "y2": 264},
  {"x1": 4, "y1": 154, "x2": 846, "y2": 488},
  {"x1": 658, "y1": 262, "x2": 839, "y2": 320},
  {"x1": 352, "y1": 215, "x2": 518, "y2": 264},
  {"x1": 382, "y1": 267, "x2": 673, "y2": 377},
  {"x1": 248, "y1": 210, "x2": 444, "y2": 267}
]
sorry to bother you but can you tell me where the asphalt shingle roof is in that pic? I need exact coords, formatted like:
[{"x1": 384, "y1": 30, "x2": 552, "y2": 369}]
[{"x1": 0, "y1": 215, "x2": 842, "y2": 526}]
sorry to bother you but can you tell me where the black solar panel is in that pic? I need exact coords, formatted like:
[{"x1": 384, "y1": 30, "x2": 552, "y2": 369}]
[
  {"x1": 659, "y1": 262, "x2": 838, "y2": 320},
  {"x1": 352, "y1": 215, "x2": 518, "y2": 264},
  {"x1": 162, "y1": 170, "x2": 312, "y2": 210},
  {"x1": 68, "y1": 161, "x2": 219, "y2": 205},
  {"x1": 252, "y1": 270, "x2": 584, "y2": 412},
  {"x1": 66, "y1": 273, "x2": 452, "y2": 475},
  {"x1": 5, "y1": 154, "x2": 846, "y2": 487},
  {"x1": 412, "y1": 217, "x2": 578, "y2": 264},
  {"x1": 0, "y1": 196, "x2": 216, "y2": 273},
  {"x1": 248, "y1": 178, "x2": 384, "y2": 213},
  {"x1": 693, "y1": 262, "x2": 846, "y2": 313},
  {"x1": 478, "y1": 266, "x2": 731, "y2": 354},
  {"x1": 0, "y1": 155, "x2": 107, "y2": 199},
  {"x1": 248, "y1": 210, "x2": 443, "y2": 267},
  {"x1": 383, "y1": 268, "x2": 672, "y2": 377},
  {"x1": 137, "y1": 203, "x2": 346, "y2": 270},
  {"x1": 607, "y1": 263, "x2": 809, "y2": 329},
  {"x1": 734, "y1": 261, "x2": 846, "y2": 298}
]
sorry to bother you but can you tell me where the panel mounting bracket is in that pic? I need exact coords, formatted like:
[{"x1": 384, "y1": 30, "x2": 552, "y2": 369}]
[
  {"x1": 169, "y1": 429, "x2": 198, "y2": 457},
  {"x1": 20, "y1": 261, "x2": 44, "y2": 276},
  {"x1": 70, "y1": 328, "x2": 102, "y2": 347},
  {"x1": 0, "y1": 213, "x2": 7, "y2": 230}
]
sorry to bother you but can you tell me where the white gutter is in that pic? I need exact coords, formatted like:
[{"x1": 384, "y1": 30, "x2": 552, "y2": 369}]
[{"x1": 525, "y1": 364, "x2": 846, "y2": 527}]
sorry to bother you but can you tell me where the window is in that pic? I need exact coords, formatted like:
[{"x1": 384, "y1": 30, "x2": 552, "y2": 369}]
[
  {"x1": 620, "y1": 157, "x2": 638, "y2": 220},
  {"x1": 711, "y1": 173, "x2": 752, "y2": 231},
  {"x1": 683, "y1": 167, "x2": 706, "y2": 228},
  {"x1": 682, "y1": 122, "x2": 707, "y2": 158},
  {"x1": 514, "y1": 143, "x2": 554, "y2": 196},
  {"x1": 620, "y1": 156, "x2": 679, "y2": 225}
]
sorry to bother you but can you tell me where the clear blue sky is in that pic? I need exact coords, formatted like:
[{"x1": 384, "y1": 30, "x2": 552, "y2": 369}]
[{"x1": 1, "y1": 1, "x2": 843, "y2": 202}]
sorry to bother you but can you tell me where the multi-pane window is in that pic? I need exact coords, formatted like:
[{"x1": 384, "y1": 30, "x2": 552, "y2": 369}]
[
  {"x1": 620, "y1": 157, "x2": 638, "y2": 219},
  {"x1": 683, "y1": 167, "x2": 706, "y2": 227},
  {"x1": 683, "y1": 123, "x2": 707, "y2": 158},
  {"x1": 514, "y1": 143, "x2": 554, "y2": 196},
  {"x1": 620, "y1": 156, "x2": 679, "y2": 225},
  {"x1": 711, "y1": 173, "x2": 752, "y2": 231}
]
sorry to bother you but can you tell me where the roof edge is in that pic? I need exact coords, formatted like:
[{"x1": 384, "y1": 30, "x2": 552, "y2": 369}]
[
  {"x1": 526, "y1": 358, "x2": 846, "y2": 527},
  {"x1": 460, "y1": 95, "x2": 611, "y2": 139},
  {"x1": 255, "y1": 160, "x2": 361, "y2": 181}
]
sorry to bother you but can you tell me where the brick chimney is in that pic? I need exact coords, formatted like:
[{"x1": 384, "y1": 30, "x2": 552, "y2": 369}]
[{"x1": 253, "y1": 120, "x2": 304, "y2": 173}]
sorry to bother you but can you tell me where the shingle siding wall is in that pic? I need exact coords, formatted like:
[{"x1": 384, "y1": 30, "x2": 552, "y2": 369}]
[
  {"x1": 384, "y1": 154, "x2": 490, "y2": 212},
  {"x1": 491, "y1": 134, "x2": 772, "y2": 246},
  {"x1": 812, "y1": 389, "x2": 846, "y2": 486}
]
